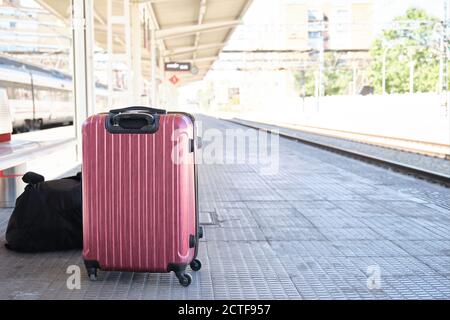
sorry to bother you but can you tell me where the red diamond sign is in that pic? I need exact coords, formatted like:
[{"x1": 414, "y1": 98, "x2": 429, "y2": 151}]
[{"x1": 169, "y1": 75, "x2": 179, "y2": 85}]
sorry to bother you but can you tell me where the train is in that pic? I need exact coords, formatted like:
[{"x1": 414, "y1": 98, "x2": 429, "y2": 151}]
[{"x1": 0, "y1": 56, "x2": 108, "y2": 132}]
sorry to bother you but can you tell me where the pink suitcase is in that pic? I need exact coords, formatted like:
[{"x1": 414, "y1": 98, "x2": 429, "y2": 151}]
[{"x1": 81, "y1": 107, "x2": 202, "y2": 286}]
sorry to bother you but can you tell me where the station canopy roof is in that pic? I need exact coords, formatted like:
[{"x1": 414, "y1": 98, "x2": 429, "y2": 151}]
[{"x1": 36, "y1": 0, "x2": 253, "y2": 84}]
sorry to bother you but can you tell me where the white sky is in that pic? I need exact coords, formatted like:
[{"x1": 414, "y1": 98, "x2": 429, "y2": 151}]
[
  {"x1": 224, "y1": 0, "x2": 447, "y2": 49},
  {"x1": 243, "y1": 0, "x2": 445, "y2": 28},
  {"x1": 20, "y1": 0, "x2": 40, "y2": 8},
  {"x1": 373, "y1": 0, "x2": 444, "y2": 26}
]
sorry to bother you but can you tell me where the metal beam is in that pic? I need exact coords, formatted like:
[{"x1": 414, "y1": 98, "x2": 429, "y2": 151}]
[
  {"x1": 133, "y1": 0, "x2": 181, "y2": 3},
  {"x1": 184, "y1": 55, "x2": 218, "y2": 63},
  {"x1": 35, "y1": 0, "x2": 67, "y2": 22},
  {"x1": 192, "y1": 0, "x2": 207, "y2": 62},
  {"x1": 174, "y1": 67, "x2": 209, "y2": 78},
  {"x1": 178, "y1": 75, "x2": 207, "y2": 85},
  {"x1": 192, "y1": 61, "x2": 214, "y2": 67},
  {"x1": 92, "y1": 9, "x2": 128, "y2": 48},
  {"x1": 155, "y1": 20, "x2": 241, "y2": 40},
  {"x1": 144, "y1": 1, "x2": 166, "y2": 52},
  {"x1": 140, "y1": 54, "x2": 217, "y2": 64},
  {"x1": 165, "y1": 42, "x2": 225, "y2": 57},
  {"x1": 93, "y1": 8, "x2": 107, "y2": 27}
]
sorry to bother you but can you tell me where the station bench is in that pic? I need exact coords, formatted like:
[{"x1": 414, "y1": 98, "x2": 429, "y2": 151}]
[{"x1": 0, "y1": 135, "x2": 75, "y2": 207}]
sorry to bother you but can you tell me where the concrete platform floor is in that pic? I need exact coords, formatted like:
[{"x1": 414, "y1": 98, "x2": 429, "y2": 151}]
[{"x1": 0, "y1": 115, "x2": 449, "y2": 299}]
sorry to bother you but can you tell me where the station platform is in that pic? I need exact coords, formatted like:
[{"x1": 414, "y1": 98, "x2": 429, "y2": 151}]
[{"x1": 0, "y1": 115, "x2": 449, "y2": 299}]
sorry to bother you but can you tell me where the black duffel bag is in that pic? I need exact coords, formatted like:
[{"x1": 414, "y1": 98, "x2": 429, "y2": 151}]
[{"x1": 5, "y1": 171, "x2": 83, "y2": 252}]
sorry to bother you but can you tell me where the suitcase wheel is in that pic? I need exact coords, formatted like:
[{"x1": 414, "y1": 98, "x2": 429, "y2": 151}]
[
  {"x1": 189, "y1": 259, "x2": 202, "y2": 272},
  {"x1": 87, "y1": 268, "x2": 98, "y2": 281},
  {"x1": 176, "y1": 272, "x2": 192, "y2": 287}
]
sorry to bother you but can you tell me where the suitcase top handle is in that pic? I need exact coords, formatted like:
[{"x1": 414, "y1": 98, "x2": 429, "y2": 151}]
[
  {"x1": 112, "y1": 111, "x2": 154, "y2": 127},
  {"x1": 109, "y1": 106, "x2": 167, "y2": 115},
  {"x1": 105, "y1": 107, "x2": 163, "y2": 134}
]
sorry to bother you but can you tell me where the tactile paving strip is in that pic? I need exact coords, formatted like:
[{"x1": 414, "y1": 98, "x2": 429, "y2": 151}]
[{"x1": 0, "y1": 115, "x2": 449, "y2": 299}]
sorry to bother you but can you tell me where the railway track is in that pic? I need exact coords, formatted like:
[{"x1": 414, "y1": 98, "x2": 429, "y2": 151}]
[
  {"x1": 225, "y1": 118, "x2": 450, "y2": 187},
  {"x1": 274, "y1": 123, "x2": 450, "y2": 159}
]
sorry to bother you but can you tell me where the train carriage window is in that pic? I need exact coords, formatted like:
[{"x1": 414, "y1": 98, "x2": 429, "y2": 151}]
[
  {"x1": 34, "y1": 88, "x2": 41, "y2": 100},
  {"x1": 1, "y1": 81, "x2": 72, "y2": 104},
  {"x1": 46, "y1": 89, "x2": 54, "y2": 101},
  {"x1": 63, "y1": 90, "x2": 71, "y2": 101},
  {"x1": 39, "y1": 89, "x2": 51, "y2": 101},
  {"x1": 53, "y1": 89, "x2": 70, "y2": 101},
  {"x1": 16, "y1": 87, "x2": 31, "y2": 100},
  {"x1": 6, "y1": 87, "x2": 15, "y2": 99},
  {"x1": 34, "y1": 88, "x2": 56, "y2": 101},
  {"x1": 59, "y1": 90, "x2": 67, "y2": 101},
  {"x1": 23, "y1": 88, "x2": 31, "y2": 100}
]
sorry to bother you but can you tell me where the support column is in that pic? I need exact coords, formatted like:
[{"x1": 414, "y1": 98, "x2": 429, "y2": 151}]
[
  {"x1": 71, "y1": 0, "x2": 95, "y2": 160},
  {"x1": 151, "y1": 28, "x2": 157, "y2": 106},
  {"x1": 107, "y1": 0, "x2": 113, "y2": 108},
  {"x1": 0, "y1": 164, "x2": 26, "y2": 208},
  {"x1": 158, "y1": 49, "x2": 165, "y2": 106},
  {"x1": 382, "y1": 48, "x2": 387, "y2": 95},
  {"x1": 85, "y1": 0, "x2": 95, "y2": 115},
  {"x1": 409, "y1": 60, "x2": 415, "y2": 94},
  {"x1": 444, "y1": 0, "x2": 449, "y2": 113},
  {"x1": 131, "y1": 2, "x2": 142, "y2": 105}
]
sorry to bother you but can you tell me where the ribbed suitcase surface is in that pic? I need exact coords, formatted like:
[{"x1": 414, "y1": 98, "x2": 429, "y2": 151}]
[{"x1": 82, "y1": 112, "x2": 197, "y2": 275}]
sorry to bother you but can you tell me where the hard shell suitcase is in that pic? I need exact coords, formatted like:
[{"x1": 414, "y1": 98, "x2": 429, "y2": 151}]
[{"x1": 82, "y1": 106, "x2": 202, "y2": 286}]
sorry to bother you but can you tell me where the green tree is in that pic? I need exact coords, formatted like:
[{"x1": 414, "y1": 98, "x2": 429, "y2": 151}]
[
  {"x1": 323, "y1": 52, "x2": 353, "y2": 95},
  {"x1": 294, "y1": 52, "x2": 353, "y2": 97},
  {"x1": 294, "y1": 70, "x2": 316, "y2": 97},
  {"x1": 369, "y1": 7, "x2": 441, "y2": 94}
]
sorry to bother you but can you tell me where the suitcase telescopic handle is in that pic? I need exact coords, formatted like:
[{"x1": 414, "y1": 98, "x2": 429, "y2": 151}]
[{"x1": 109, "y1": 106, "x2": 167, "y2": 115}]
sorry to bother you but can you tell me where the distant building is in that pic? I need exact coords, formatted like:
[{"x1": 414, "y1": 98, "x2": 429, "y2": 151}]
[
  {"x1": 282, "y1": 0, "x2": 374, "y2": 51},
  {"x1": 207, "y1": 0, "x2": 376, "y2": 111}
]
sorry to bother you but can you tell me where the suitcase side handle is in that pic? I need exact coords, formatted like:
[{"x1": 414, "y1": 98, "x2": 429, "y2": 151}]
[
  {"x1": 109, "y1": 106, "x2": 167, "y2": 115},
  {"x1": 105, "y1": 111, "x2": 160, "y2": 134}
]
